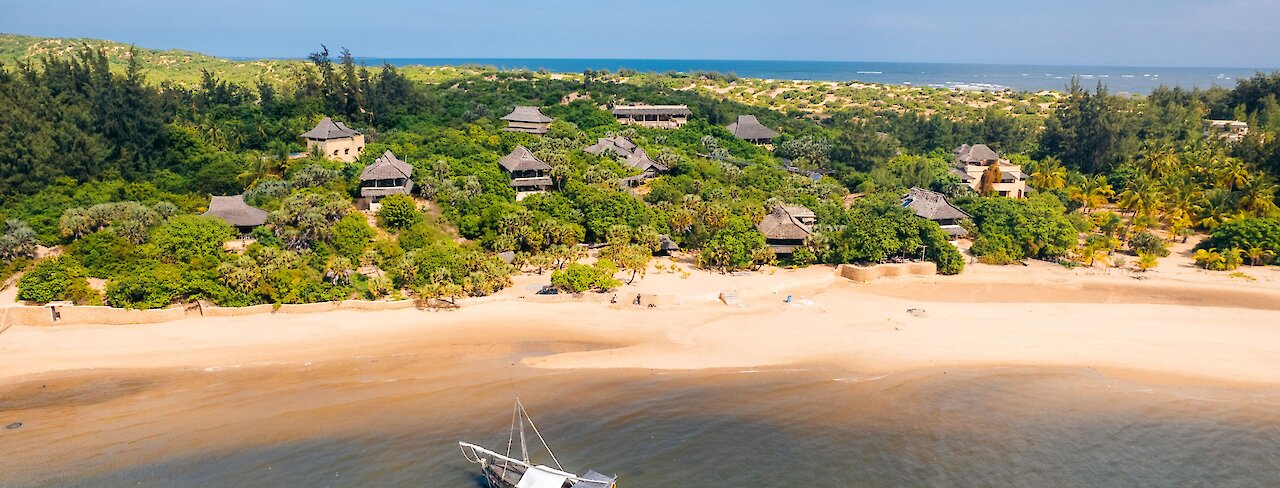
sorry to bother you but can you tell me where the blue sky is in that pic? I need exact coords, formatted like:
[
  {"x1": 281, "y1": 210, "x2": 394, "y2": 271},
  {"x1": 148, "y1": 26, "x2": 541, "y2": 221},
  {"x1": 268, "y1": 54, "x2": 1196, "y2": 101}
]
[{"x1": 4, "y1": 0, "x2": 1279, "y2": 67}]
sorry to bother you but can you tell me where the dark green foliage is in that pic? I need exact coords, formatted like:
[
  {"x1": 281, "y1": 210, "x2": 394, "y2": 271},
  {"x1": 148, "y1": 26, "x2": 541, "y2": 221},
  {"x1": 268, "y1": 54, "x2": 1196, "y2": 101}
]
[
  {"x1": 149, "y1": 215, "x2": 233, "y2": 264},
  {"x1": 550, "y1": 260, "x2": 621, "y2": 293},
  {"x1": 1128, "y1": 231, "x2": 1170, "y2": 257},
  {"x1": 17, "y1": 257, "x2": 99, "y2": 305},
  {"x1": 960, "y1": 193, "x2": 1077, "y2": 261},
  {"x1": 815, "y1": 194, "x2": 964, "y2": 274},
  {"x1": 1199, "y1": 218, "x2": 1280, "y2": 264},
  {"x1": 1039, "y1": 79, "x2": 1136, "y2": 173},
  {"x1": 697, "y1": 217, "x2": 771, "y2": 272},
  {"x1": 375, "y1": 194, "x2": 421, "y2": 229},
  {"x1": 331, "y1": 213, "x2": 374, "y2": 260}
]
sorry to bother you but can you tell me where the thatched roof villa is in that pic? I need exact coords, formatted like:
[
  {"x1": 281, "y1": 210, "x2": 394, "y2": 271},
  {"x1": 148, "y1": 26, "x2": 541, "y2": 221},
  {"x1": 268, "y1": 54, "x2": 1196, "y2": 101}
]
[
  {"x1": 727, "y1": 115, "x2": 779, "y2": 144},
  {"x1": 357, "y1": 150, "x2": 415, "y2": 208},
  {"x1": 902, "y1": 187, "x2": 969, "y2": 238},
  {"x1": 612, "y1": 105, "x2": 691, "y2": 129},
  {"x1": 584, "y1": 136, "x2": 638, "y2": 158},
  {"x1": 500, "y1": 145, "x2": 553, "y2": 198},
  {"x1": 756, "y1": 204, "x2": 814, "y2": 255},
  {"x1": 502, "y1": 106, "x2": 554, "y2": 135},
  {"x1": 301, "y1": 117, "x2": 365, "y2": 162},
  {"x1": 203, "y1": 194, "x2": 269, "y2": 234}
]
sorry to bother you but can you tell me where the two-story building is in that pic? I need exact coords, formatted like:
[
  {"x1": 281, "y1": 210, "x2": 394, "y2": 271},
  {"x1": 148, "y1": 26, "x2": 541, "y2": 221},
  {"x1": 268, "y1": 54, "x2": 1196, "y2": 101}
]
[
  {"x1": 357, "y1": 150, "x2": 415, "y2": 209},
  {"x1": 502, "y1": 106, "x2": 554, "y2": 135},
  {"x1": 301, "y1": 117, "x2": 364, "y2": 162},
  {"x1": 612, "y1": 105, "x2": 690, "y2": 129},
  {"x1": 500, "y1": 145, "x2": 553, "y2": 200},
  {"x1": 952, "y1": 144, "x2": 1026, "y2": 198}
]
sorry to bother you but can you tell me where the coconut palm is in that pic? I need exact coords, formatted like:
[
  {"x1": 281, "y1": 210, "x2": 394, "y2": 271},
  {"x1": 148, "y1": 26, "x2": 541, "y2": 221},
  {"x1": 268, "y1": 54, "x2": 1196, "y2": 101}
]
[
  {"x1": 1030, "y1": 157, "x2": 1067, "y2": 190},
  {"x1": 1068, "y1": 175, "x2": 1114, "y2": 213},
  {"x1": 1193, "y1": 188, "x2": 1237, "y2": 230},
  {"x1": 1244, "y1": 245, "x2": 1276, "y2": 266},
  {"x1": 1215, "y1": 157, "x2": 1251, "y2": 191},
  {"x1": 1117, "y1": 175, "x2": 1163, "y2": 220},
  {"x1": 1236, "y1": 175, "x2": 1279, "y2": 216}
]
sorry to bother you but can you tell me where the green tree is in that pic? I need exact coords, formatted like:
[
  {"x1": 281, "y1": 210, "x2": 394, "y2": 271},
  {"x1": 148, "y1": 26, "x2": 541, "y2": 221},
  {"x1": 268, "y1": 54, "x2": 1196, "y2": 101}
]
[{"x1": 376, "y1": 194, "x2": 422, "y2": 229}]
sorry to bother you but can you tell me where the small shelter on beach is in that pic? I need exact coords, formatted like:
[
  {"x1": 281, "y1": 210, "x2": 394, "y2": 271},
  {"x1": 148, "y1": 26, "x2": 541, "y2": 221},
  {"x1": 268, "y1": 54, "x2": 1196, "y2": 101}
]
[
  {"x1": 584, "y1": 136, "x2": 638, "y2": 158},
  {"x1": 756, "y1": 204, "x2": 814, "y2": 256},
  {"x1": 502, "y1": 106, "x2": 554, "y2": 135},
  {"x1": 358, "y1": 150, "x2": 415, "y2": 208},
  {"x1": 499, "y1": 145, "x2": 553, "y2": 198},
  {"x1": 952, "y1": 144, "x2": 1025, "y2": 198},
  {"x1": 612, "y1": 105, "x2": 691, "y2": 129},
  {"x1": 902, "y1": 187, "x2": 969, "y2": 238},
  {"x1": 301, "y1": 117, "x2": 364, "y2": 162},
  {"x1": 656, "y1": 235, "x2": 680, "y2": 255},
  {"x1": 726, "y1": 115, "x2": 780, "y2": 144},
  {"x1": 203, "y1": 194, "x2": 269, "y2": 234}
]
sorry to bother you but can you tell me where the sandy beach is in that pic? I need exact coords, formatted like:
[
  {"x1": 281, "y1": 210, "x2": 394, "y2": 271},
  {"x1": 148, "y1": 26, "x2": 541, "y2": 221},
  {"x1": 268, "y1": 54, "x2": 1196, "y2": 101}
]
[{"x1": 3, "y1": 253, "x2": 1279, "y2": 386}]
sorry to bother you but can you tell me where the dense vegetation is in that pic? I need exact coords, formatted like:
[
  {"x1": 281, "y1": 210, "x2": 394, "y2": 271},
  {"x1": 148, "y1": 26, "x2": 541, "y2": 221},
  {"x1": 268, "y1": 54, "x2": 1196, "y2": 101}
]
[{"x1": 2, "y1": 37, "x2": 1279, "y2": 308}]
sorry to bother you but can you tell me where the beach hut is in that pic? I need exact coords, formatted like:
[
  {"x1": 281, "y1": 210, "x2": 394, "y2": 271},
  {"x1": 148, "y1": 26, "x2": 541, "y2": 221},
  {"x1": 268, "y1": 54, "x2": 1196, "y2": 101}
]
[
  {"x1": 726, "y1": 115, "x2": 780, "y2": 144},
  {"x1": 611, "y1": 105, "x2": 691, "y2": 129},
  {"x1": 583, "y1": 136, "x2": 638, "y2": 158},
  {"x1": 301, "y1": 117, "x2": 365, "y2": 162},
  {"x1": 756, "y1": 204, "x2": 814, "y2": 255},
  {"x1": 953, "y1": 144, "x2": 1026, "y2": 198},
  {"x1": 902, "y1": 187, "x2": 969, "y2": 238},
  {"x1": 502, "y1": 106, "x2": 554, "y2": 135},
  {"x1": 203, "y1": 194, "x2": 269, "y2": 235},
  {"x1": 357, "y1": 150, "x2": 415, "y2": 209},
  {"x1": 500, "y1": 145, "x2": 553, "y2": 199}
]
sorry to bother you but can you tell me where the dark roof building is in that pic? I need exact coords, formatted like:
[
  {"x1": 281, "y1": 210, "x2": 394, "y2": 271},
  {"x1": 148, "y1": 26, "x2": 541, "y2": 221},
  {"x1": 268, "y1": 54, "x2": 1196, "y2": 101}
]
[
  {"x1": 625, "y1": 147, "x2": 668, "y2": 174},
  {"x1": 203, "y1": 195, "x2": 269, "y2": 231},
  {"x1": 584, "y1": 136, "x2": 638, "y2": 157},
  {"x1": 902, "y1": 187, "x2": 969, "y2": 237},
  {"x1": 756, "y1": 205, "x2": 814, "y2": 255},
  {"x1": 726, "y1": 115, "x2": 780, "y2": 144},
  {"x1": 612, "y1": 105, "x2": 691, "y2": 129},
  {"x1": 359, "y1": 150, "x2": 415, "y2": 200},
  {"x1": 502, "y1": 106, "x2": 554, "y2": 135},
  {"x1": 301, "y1": 117, "x2": 362, "y2": 140},
  {"x1": 500, "y1": 146, "x2": 553, "y2": 196},
  {"x1": 954, "y1": 144, "x2": 1000, "y2": 165}
]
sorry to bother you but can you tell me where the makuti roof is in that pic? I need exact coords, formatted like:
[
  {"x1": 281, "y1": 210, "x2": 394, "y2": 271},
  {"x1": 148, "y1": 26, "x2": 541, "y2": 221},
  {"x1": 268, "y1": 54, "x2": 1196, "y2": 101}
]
[
  {"x1": 756, "y1": 205, "x2": 813, "y2": 240},
  {"x1": 584, "y1": 136, "x2": 637, "y2": 157},
  {"x1": 727, "y1": 115, "x2": 780, "y2": 141},
  {"x1": 203, "y1": 194, "x2": 269, "y2": 227},
  {"x1": 611, "y1": 105, "x2": 691, "y2": 116},
  {"x1": 626, "y1": 147, "x2": 668, "y2": 173},
  {"x1": 902, "y1": 187, "x2": 970, "y2": 221},
  {"x1": 955, "y1": 144, "x2": 1000, "y2": 164},
  {"x1": 499, "y1": 145, "x2": 552, "y2": 172},
  {"x1": 360, "y1": 150, "x2": 414, "y2": 181},
  {"x1": 502, "y1": 106, "x2": 553, "y2": 123},
  {"x1": 301, "y1": 117, "x2": 361, "y2": 140}
]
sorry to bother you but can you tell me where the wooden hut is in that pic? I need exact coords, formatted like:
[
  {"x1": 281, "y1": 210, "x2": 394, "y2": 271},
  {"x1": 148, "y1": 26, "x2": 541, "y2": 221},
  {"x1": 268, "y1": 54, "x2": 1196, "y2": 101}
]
[
  {"x1": 301, "y1": 117, "x2": 364, "y2": 162},
  {"x1": 203, "y1": 195, "x2": 269, "y2": 235},
  {"x1": 502, "y1": 106, "x2": 554, "y2": 135},
  {"x1": 499, "y1": 145, "x2": 553, "y2": 199},
  {"x1": 358, "y1": 150, "x2": 415, "y2": 208},
  {"x1": 726, "y1": 115, "x2": 779, "y2": 144},
  {"x1": 611, "y1": 105, "x2": 690, "y2": 129},
  {"x1": 902, "y1": 187, "x2": 969, "y2": 238},
  {"x1": 756, "y1": 205, "x2": 814, "y2": 255}
]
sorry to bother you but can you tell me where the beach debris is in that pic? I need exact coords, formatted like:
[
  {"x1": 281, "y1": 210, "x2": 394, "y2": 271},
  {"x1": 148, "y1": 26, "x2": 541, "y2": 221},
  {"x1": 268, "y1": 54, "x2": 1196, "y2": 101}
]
[
  {"x1": 907, "y1": 308, "x2": 927, "y2": 317},
  {"x1": 719, "y1": 290, "x2": 741, "y2": 306},
  {"x1": 5, "y1": 422, "x2": 21, "y2": 430}
]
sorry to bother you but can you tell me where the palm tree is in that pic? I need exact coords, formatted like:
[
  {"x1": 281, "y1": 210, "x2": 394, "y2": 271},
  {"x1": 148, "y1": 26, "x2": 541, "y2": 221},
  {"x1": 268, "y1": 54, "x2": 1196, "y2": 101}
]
[
  {"x1": 1068, "y1": 175, "x2": 1114, "y2": 213},
  {"x1": 1030, "y1": 157, "x2": 1067, "y2": 190},
  {"x1": 1236, "y1": 176, "x2": 1279, "y2": 216},
  {"x1": 1117, "y1": 175, "x2": 1162, "y2": 220},
  {"x1": 1193, "y1": 188, "x2": 1237, "y2": 230},
  {"x1": 1216, "y1": 157, "x2": 1251, "y2": 191},
  {"x1": 1244, "y1": 245, "x2": 1276, "y2": 266},
  {"x1": 1140, "y1": 144, "x2": 1180, "y2": 178}
]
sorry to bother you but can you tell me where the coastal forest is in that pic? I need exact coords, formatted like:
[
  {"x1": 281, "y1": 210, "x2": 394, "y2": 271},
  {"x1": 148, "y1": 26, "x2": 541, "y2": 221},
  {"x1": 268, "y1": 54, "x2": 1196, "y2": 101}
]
[{"x1": 2, "y1": 37, "x2": 1279, "y2": 309}]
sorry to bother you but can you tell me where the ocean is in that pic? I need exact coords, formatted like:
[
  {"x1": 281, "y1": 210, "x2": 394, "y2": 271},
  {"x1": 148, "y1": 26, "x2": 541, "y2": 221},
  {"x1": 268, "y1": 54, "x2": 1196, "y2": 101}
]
[
  {"x1": 5, "y1": 344, "x2": 1278, "y2": 487},
  {"x1": 361, "y1": 58, "x2": 1274, "y2": 94}
]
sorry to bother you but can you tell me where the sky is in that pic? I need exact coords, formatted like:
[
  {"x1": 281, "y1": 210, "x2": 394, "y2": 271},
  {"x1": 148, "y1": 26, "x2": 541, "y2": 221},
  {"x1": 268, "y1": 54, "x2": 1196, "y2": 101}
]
[{"x1": 4, "y1": 0, "x2": 1279, "y2": 68}]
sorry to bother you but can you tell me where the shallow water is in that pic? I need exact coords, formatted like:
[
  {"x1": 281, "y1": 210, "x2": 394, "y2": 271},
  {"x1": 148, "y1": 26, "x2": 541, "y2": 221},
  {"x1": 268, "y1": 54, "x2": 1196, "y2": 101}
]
[{"x1": 3, "y1": 344, "x2": 1279, "y2": 487}]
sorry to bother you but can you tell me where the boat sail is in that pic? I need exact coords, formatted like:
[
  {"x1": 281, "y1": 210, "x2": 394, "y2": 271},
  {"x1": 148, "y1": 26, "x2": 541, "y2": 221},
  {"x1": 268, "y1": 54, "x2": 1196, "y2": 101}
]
[{"x1": 459, "y1": 399, "x2": 617, "y2": 488}]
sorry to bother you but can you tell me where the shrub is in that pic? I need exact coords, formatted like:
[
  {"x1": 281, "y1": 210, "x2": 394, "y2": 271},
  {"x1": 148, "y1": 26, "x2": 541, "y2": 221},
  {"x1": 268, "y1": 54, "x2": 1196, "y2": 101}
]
[
  {"x1": 331, "y1": 213, "x2": 375, "y2": 260},
  {"x1": 1199, "y1": 218, "x2": 1280, "y2": 265},
  {"x1": 551, "y1": 260, "x2": 621, "y2": 293},
  {"x1": 376, "y1": 195, "x2": 422, "y2": 229},
  {"x1": 1193, "y1": 248, "x2": 1244, "y2": 271},
  {"x1": 1128, "y1": 231, "x2": 1169, "y2": 257},
  {"x1": 17, "y1": 258, "x2": 95, "y2": 304}
]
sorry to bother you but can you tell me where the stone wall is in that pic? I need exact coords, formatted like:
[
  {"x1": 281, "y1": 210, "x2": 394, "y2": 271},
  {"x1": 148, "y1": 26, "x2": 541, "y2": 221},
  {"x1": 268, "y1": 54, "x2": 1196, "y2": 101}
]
[{"x1": 837, "y1": 262, "x2": 937, "y2": 282}]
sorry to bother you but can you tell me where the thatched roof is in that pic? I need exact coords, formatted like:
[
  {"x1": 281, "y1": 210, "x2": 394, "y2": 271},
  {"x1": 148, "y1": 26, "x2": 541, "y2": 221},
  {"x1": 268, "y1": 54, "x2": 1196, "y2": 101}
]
[
  {"x1": 779, "y1": 204, "x2": 815, "y2": 222},
  {"x1": 626, "y1": 147, "x2": 668, "y2": 173},
  {"x1": 611, "y1": 105, "x2": 691, "y2": 116},
  {"x1": 756, "y1": 205, "x2": 813, "y2": 240},
  {"x1": 727, "y1": 115, "x2": 779, "y2": 141},
  {"x1": 584, "y1": 136, "x2": 637, "y2": 157},
  {"x1": 360, "y1": 150, "x2": 414, "y2": 181},
  {"x1": 502, "y1": 106, "x2": 553, "y2": 123},
  {"x1": 955, "y1": 144, "x2": 1000, "y2": 164},
  {"x1": 499, "y1": 145, "x2": 551, "y2": 173},
  {"x1": 902, "y1": 187, "x2": 969, "y2": 221},
  {"x1": 203, "y1": 195, "x2": 269, "y2": 227},
  {"x1": 301, "y1": 117, "x2": 361, "y2": 140}
]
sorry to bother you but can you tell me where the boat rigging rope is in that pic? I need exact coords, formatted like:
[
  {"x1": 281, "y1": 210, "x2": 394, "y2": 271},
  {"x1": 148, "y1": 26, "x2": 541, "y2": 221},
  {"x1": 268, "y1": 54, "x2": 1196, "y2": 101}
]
[{"x1": 518, "y1": 399, "x2": 564, "y2": 471}]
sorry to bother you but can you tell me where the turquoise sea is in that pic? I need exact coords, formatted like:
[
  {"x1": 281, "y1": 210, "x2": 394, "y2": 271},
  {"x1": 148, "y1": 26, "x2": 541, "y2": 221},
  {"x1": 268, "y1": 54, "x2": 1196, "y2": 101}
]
[{"x1": 357, "y1": 58, "x2": 1271, "y2": 94}]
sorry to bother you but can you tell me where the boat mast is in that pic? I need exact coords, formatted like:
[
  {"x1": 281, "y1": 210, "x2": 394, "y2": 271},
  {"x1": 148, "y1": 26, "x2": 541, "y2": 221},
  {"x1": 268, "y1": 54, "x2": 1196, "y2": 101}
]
[{"x1": 517, "y1": 398, "x2": 530, "y2": 463}]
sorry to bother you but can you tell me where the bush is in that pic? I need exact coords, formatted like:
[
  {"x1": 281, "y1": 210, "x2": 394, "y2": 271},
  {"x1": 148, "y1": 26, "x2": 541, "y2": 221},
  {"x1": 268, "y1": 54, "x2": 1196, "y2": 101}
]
[
  {"x1": 551, "y1": 260, "x2": 621, "y2": 293},
  {"x1": 331, "y1": 213, "x2": 375, "y2": 260},
  {"x1": 1193, "y1": 248, "x2": 1244, "y2": 271},
  {"x1": 1128, "y1": 231, "x2": 1169, "y2": 257},
  {"x1": 149, "y1": 215, "x2": 233, "y2": 264},
  {"x1": 376, "y1": 195, "x2": 422, "y2": 229},
  {"x1": 1198, "y1": 218, "x2": 1280, "y2": 265},
  {"x1": 17, "y1": 258, "x2": 97, "y2": 304}
]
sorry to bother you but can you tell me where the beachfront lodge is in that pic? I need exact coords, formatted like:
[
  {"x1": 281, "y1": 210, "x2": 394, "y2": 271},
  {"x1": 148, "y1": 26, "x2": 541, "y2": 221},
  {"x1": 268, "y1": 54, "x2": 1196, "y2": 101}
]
[
  {"x1": 357, "y1": 150, "x2": 415, "y2": 210},
  {"x1": 612, "y1": 105, "x2": 690, "y2": 129},
  {"x1": 1204, "y1": 119, "x2": 1249, "y2": 143},
  {"x1": 902, "y1": 187, "x2": 969, "y2": 238},
  {"x1": 500, "y1": 145, "x2": 553, "y2": 200},
  {"x1": 726, "y1": 115, "x2": 780, "y2": 145},
  {"x1": 203, "y1": 194, "x2": 269, "y2": 235},
  {"x1": 301, "y1": 117, "x2": 365, "y2": 162},
  {"x1": 502, "y1": 106, "x2": 554, "y2": 135},
  {"x1": 952, "y1": 144, "x2": 1026, "y2": 198},
  {"x1": 756, "y1": 204, "x2": 815, "y2": 256},
  {"x1": 584, "y1": 136, "x2": 638, "y2": 158}
]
